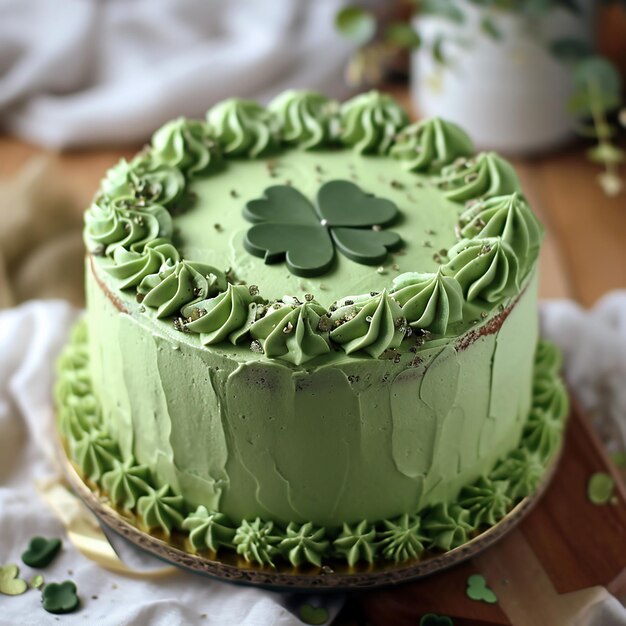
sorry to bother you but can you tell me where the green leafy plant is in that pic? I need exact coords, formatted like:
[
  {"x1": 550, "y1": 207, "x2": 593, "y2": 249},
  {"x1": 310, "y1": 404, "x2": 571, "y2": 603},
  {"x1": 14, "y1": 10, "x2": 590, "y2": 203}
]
[{"x1": 335, "y1": 2, "x2": 625, "y2": 196}]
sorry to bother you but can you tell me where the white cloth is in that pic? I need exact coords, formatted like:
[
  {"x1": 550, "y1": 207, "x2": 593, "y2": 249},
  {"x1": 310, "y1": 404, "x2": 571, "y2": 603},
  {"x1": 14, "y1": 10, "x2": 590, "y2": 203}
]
[
  {"x1": 0, "y1": 0, "x2": 354, "y2": 149},
  {"x1": 541, "y1": 292, "x2": 626, "y2": 453},
  {"x1": 0, "y1": 300, "x2": 342, "y2": 626}
]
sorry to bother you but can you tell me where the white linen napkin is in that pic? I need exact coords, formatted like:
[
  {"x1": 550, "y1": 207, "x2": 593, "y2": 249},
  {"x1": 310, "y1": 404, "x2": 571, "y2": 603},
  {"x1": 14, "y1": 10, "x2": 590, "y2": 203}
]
[{"x1": 0, "y1": 0, "x2": 354, "y2": 149}]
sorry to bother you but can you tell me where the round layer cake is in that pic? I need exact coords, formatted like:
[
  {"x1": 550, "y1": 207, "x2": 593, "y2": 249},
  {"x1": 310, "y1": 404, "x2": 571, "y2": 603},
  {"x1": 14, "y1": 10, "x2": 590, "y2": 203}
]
[{"x1": 56, "y1": 90, "x2": 568, "y2": 569}]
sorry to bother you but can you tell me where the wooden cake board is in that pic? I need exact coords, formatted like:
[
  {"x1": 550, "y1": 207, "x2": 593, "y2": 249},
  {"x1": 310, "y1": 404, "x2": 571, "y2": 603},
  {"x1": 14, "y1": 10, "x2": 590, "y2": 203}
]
[{"x1": 345, "y1": 402, "x2": 626, "y2": 626}]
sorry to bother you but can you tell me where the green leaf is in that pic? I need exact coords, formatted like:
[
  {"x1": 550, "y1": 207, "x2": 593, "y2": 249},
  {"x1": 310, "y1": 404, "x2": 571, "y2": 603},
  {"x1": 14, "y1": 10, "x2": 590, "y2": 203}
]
[
  {"x1": 480, "y1": 16, "x2": 502, "y2": 40},
  {"x1": 335, "y1": 6, "x2": 376, "y2": 45},
  {"x1": 587, "y1": 143, "x2": 625, "y2": 165},
  {"x1": 385, "y1": 23, "x2": 422, "y2": 49},
  {"x1": 418, "y1": 0, "x2": 466, "y2": 23},
  {"x1": 432, "y1": 34, "x2": 447, "y2": 65},
  {"x1": 549, "y1": 37, "x2": 592, "y2": 64}
]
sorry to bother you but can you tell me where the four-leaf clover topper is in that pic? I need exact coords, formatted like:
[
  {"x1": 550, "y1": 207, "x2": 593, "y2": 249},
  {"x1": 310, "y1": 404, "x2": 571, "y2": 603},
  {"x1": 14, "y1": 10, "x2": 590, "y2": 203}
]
[{"x1": 243, "y1": 180, "x2": 402, "y2": 277}]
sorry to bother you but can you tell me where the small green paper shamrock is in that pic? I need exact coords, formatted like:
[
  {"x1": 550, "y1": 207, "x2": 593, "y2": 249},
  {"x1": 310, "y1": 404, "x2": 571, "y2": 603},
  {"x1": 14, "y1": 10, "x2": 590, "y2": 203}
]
[
  {"x1": 466, "y1": 574, "x2": 498, "y2": 604},
  {"x1": 42, "y1": 580, "x2": 80, "y2": 614},
  {"x1": 420, "y1": 614, "x2": 454, "y2": 626},
  {"x1": 0, "y1": 564, "x2": 28, "y2": 596},
  {"x1": 587, "y1": 472, "x2": 615, "y2": 505},
  {"x1": 298, "y1": 603, "x2": 329, "y2": 625},
  {"x1": 243, "y1": 180, "x2": 402, "y2": 277},
  {"x1": 22, "y1": 537, "x2": 62, "y2": 568}
]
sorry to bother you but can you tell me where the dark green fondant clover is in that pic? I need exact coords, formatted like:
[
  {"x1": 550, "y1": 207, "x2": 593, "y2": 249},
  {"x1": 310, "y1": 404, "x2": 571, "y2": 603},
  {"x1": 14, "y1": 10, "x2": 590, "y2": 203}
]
[
  {"x1": 420, "y1": 614, "x2": 454, "y2": 626},
  {"x1": 243, "y1": 180, "x2": 402, "y2": 277},
  {"x1": 22, "y1": 537, "x2": 62, "y2": 568},
  {"x1": 42, "y1": 580, "x2": 80, "y2": 614}
]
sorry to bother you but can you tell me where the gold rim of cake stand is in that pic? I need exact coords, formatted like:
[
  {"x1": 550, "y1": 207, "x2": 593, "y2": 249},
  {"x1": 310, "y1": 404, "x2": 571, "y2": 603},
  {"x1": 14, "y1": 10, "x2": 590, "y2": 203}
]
[{"x1": 58, "y1": 437, "x2": 561, "y2": 590}]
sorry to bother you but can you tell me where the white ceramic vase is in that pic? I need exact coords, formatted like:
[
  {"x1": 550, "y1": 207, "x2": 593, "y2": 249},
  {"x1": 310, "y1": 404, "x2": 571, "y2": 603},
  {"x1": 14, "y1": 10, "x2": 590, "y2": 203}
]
[{"x1": 411, "y1": 1, "x2": 596, "y2": 154}]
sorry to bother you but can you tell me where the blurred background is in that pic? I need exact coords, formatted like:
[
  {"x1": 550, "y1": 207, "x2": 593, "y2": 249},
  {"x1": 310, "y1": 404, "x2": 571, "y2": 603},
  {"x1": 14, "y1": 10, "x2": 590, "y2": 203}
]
[{"x1": 0, "y1": 0, "x2": 624, "y2": 312}]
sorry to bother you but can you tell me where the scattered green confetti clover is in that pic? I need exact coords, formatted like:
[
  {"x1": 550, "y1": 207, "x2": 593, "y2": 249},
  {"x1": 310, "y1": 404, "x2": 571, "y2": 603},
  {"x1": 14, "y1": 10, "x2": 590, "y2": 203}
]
[
  {"x1": 298, "y1": 602, "x2": 329, "y2": 625},
  {"x1": 420, "y1": 613, "x2": 454, "y2": 626},
  {"x1": 466, "y1": 574, "x2": 498, "y2": 604},
  {"x1": 22, "y1": 536, "x2": 62, "y2": 568},
  {"x1": 30, "y1": 574, "x2": 45, "y2": 590},
  {"x1": 244, "y1": 180, "x2": 402, "y2": 277},
  {"x1": 587, "y1": 472, "x2": 615, "y2": 505},
  {"x1": 0, "y1": 564, "x2": 28, "y2": 596},
  {"x1": 42, "y1": 580, "x2": 80, "y2": 614}
]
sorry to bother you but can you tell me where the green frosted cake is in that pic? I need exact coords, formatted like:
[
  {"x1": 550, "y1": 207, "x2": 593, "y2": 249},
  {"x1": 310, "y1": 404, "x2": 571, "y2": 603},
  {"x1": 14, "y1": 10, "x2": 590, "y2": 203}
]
[{"x1": 56, "y1": 90, "x2": 568, "y2": 569}]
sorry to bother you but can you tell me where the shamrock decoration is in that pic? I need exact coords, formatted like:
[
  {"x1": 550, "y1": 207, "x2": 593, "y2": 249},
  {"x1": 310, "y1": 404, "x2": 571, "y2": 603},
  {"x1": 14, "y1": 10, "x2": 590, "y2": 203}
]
[
  {"x1": 298, "y1": 603, "x2": 329, "y2": 625},
  {"x1": 42, "y1": 580, "x2": 80, "y2": 614},
  {"x1": 22, "y1": 536, "x2": 62, "y2": 568},
  {"x1": 466, "y1": 574, "x2": 498, "y2": 604},
  {"x1": 243, "y1": 180, "x2": 402, "y2": 277},
  {"x1": 0, "y1": 564, "x2": 28, "y2": 596},
  {"x1": 420, "y1": 614, "x2": 454, "y2": 626}
]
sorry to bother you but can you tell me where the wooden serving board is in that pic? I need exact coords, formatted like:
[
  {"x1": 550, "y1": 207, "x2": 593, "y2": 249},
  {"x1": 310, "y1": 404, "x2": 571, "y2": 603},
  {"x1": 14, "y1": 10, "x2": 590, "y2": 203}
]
[{"x1": 341, "y1": 403, "x2": 626, "y2": 626}]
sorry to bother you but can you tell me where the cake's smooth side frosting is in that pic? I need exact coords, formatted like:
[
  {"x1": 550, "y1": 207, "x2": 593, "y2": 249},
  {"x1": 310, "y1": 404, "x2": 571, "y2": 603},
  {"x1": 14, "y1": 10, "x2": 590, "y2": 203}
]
[{"x1": 86, "y1": 263, "x2": 538, "y2": 527}]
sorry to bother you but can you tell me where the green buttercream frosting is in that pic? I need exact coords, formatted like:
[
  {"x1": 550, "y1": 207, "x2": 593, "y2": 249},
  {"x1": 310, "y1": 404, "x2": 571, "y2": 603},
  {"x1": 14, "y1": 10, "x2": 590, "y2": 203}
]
[
  {"x1": 277, "y1": 521, "x2": 330, "y2": 567},
  {"x1": 533, "y1": 369, "x2": 569, "y2": 420},
  {"x1": 437, "y1": 152, "x2": 521, "y2": 202},
  {"x1": 182, "y1": 506, "x2": 236, "y2": 553},
  {"x1": 340, "y1": 90, "x2": 408, "y2": 154},
  {"x1": 422, "y1": 504, "x2": 473, "y2": 551},
  {"x1": 379, "y1": 513, "x2": 427, "y2": 563},
  {"x1": 535, "y1": 340, "x2": 563, "y2": 374},
  {"x1": 84, "y1": 197, "x2": 173, "y2": 256},
  {"x1": 207, "y1": 98, "x2": 279, "y2": 158},
  {"x1": 333, "y1": 520, "x2": 377, "y2": 567},
  {"x1": 101, "y1": 458, "x2": 152, "y2": 511},
  {"x1": 390, "y1": 117, "x2": 474, "y2": 172},
  {"x1": 137, "y1": 260, "x2": 227, "y2": 319},
  {"x1": 151, "y1": 117, "x2": 218, "y2": 176},
  {"x1": 182, "y1": 283, "x2": 260, "y2": 345},
  {"x1": 443, "y1": 237, "x2": 519, "y2": 304},
  {"x1": 101, "y1": 155, "x2": 186, "y2": 208},
  {"x1": 137, "y1": 485, "x2": 185, "y2": 536},
  {"x1": 459, "y1": 193, "x2": 543, "y2": 277},
  {"x1": 102, "y1": 238, "x2": 180, "y2": 289},
  {"x1": 233, "y1": 518, "x2": 281, "y2": 567},
  {"x1": 459, "y1": 476, "x2": 512, "y2": 527},
  {"x1": 329, "y1": 291, "x2": 407, "y2": 357},
  {"x1": 391, "y1": 270, "x2": 463, "y2": 334},
  {"x1": 70, "y1": 430, "x2": 118, "y2": 482},
  {"x1": 490, "y1": 449, "x2": 544, "y2": 500},
  {"x1": 523, "y1": 407, "x2": 564, "y2": 461},
  {"x1": 249, "y1": 297, "x2": 330, "y2": 365},
  {"x1": 269, "y1": 90, "x2": 339, "y2": 150}
]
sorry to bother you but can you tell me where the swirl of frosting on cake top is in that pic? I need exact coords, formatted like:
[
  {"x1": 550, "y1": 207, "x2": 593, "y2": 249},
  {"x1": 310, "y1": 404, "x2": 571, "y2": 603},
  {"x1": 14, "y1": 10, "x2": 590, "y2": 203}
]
[
  {"x1": 459, "y1": 476, "x2": 512, "y2": 527},
  {"x1": 207, "y1": 98, "x2": 279, "y2": 158},
  {"x1": 339, "y1": 90, "x2": 408, "y2": 154},
  {"x1": 101, "y1": 156, "x2": 186, "y2": 207},
  {"x1": 182, "y1": 506, "x2": 236, "y2": 553},
  {"x1": 137, "y1": 485, "x2": 185, "y2": 536},
  {"x1": 437, "y1": 152, "x2": 521, "y2": 202},
  {"x1": 151, "y1": 118, "x2": 218, "y2": 176},
  {"x1": 137, "y1": 260, "x2": 227, "y2": 319},
  {"x1": 276, "y1": 522, "x2": 330, "y2": 567},
  {"x1": 182, "y1": 283, "x2": 261, "y2": 346},
  {"x1": 102, "y1": 238, "x2": 180, "y2": 289},
  {"x1": 84, "y1": 197, "x2": 173, "y2": 256},
  {"x1": 422, "y1": 503, "x2": 473, "y2": 551},
  {"x1": 329, "y1": 290, "x2": 407, "y2": 358},
  {"x1": 249, "y1": 296, "x2": 331, "y2": 365},
  {"x1": 459, "y1": 193, "x2": 543, "y2": 276},
  {"x1": 391, "y1": 117, "x2": 474, "y2": 172},
  {"x1": 379, "y1": 514, "x2": 427, "y2": 563},
  {"x1": 391, "y1": 270, "x2": 464, "y2": 335},
  {"x1": 444, "y1": 237, "x2": 520, "y2": 304},
  {"x1": 269, "y1": 90, "x2": 339, "y2": 150},
  {"x1": 101, "y1": 458, "x2": 152, "y2": 511}
]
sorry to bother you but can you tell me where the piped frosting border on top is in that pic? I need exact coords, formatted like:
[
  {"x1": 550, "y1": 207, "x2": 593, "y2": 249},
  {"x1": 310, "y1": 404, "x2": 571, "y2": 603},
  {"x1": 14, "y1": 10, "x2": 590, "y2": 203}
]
[{"x1": 83, "y1": 90, "x2": 543, "y2": 365}]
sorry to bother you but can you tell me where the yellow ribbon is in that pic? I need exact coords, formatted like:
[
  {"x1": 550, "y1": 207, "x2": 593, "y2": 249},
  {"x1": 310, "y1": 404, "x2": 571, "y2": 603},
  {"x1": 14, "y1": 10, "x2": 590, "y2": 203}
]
[{"x1": 36, "y1": 478, "x2": 177, "y2": 578}]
